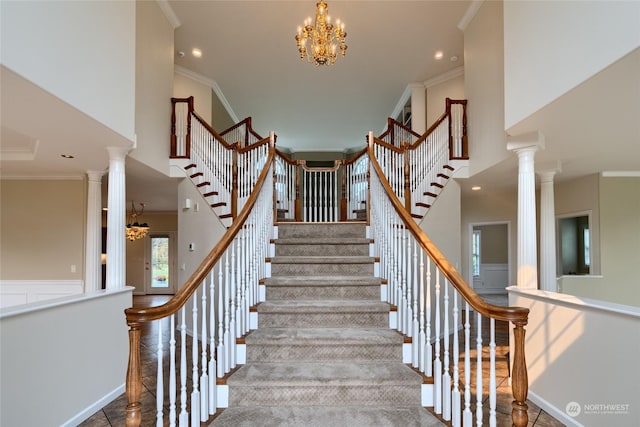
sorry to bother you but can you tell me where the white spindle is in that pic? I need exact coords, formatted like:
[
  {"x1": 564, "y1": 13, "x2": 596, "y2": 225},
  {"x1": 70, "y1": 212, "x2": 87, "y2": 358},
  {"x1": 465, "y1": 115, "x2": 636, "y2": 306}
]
[
  {"x1": 224, "y1": 252, "x2": 231, "y2": 374},
  {"x1": 425, "y1": 255, "x2": 433, "y2": 377},
  {"x1": 434, "y1": 269, "x2": 442, "y2": 414},
  {"x1": 208, "y1": 275, "x2": 217, "y2": 415},
  {"x1": 200, "y1": 284, "x2": 209, "y2": 422},
  {"x1": 156, "y1": 319, "x2": 164, "y2": 427},
  {"x1": 418, "y1": 250, "x2": 426, "y2": 372},
  {"x1": 217, "y1": 264, "x2": 225, "y2": 378},
  {"x1": 476, "y1": 313, "x2": 483, "y2": 426},
  {"x1": 191, "y1": 292, "x2": 200, "y2": 427},
  {"x1": 169, "y1": 315, "x2": 177, "y2": 426},
  {"x1": 179, "y1": 307, "x2": 188, "y2": 426},
  {"x1": 229, "y1": 243, "x2": 237, "y2": 370},
  {"x1": 443, "y1": 280, "x2": 451, "y2": 421},
  {"x1": 452, "y1": 292, "x2": 461, "y2": 427},
  {"x1": 489, "y1": 318, "x2": 497, "y2": 427},
  {"x1": 412, "y1": 238, "x2": 419, "y2": 368}
]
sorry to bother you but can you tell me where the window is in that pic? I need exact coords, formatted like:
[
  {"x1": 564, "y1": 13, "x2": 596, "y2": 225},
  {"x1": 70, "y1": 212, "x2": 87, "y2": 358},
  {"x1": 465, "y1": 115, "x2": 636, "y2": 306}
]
[
  {"x1": 472, "y1": 229, "x2": 481, "y2": 277},
  {"x1": 558, "y1": 214, "x2": 591, "y2": 275}
]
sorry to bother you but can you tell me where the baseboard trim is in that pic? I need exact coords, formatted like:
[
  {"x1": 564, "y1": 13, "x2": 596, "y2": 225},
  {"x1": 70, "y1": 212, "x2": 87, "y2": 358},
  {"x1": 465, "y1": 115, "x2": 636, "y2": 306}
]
[
  {"x1": 61, "y1": 383, "x2": 125, "y2": 427},
  {"x1": 528, "y1": 390, "x2": 584, "y2": 427}
]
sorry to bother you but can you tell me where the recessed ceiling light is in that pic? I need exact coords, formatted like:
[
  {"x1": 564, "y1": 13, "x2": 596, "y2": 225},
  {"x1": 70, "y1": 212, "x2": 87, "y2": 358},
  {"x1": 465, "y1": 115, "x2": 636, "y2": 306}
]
[
  {"x1": 61, "y1": 154, "x2": 74, "y2": 159},
  {"x1": 434, "y1": 51, "x2": 444, "y2": 60},
  {"x1": 450, "y1": 55, "x2": 459, "y2": 62},
  {"x1": 192, "y1": 48, "x2": 202, "y2": 58},
  {"x1": 471, "y1": 186, "x2": 482, "y2": 191}
]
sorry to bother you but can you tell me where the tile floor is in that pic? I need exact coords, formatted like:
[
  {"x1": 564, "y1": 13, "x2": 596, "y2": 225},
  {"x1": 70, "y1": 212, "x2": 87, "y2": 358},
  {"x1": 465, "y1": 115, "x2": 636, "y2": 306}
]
[{"x1": 80, "y1": 295, "x2": 565, "y2": 427}]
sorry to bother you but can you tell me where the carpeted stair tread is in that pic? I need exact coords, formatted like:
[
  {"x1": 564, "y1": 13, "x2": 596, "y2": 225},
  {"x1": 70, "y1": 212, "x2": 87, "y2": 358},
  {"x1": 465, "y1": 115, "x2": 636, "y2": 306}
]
[
  {"x1": 277, "y1": 223, "x2": 367, "y2": 239},
  {"x1": 246, "y1": 327, "x2": 403, "y2": 344},
  {"x1": 258, "y1": 300, "x2": 389, "y2": 313},
  {"x1": 275, "y1": 237, "x2": 371, "y2": 245},
  {"x1": 209, "y1": 405, "x2": 443, "y2": 427},
  {"x1": 227, "y1": 362, "x2": 422, "y2": 386},
  {"x1": 265, "y1": 276, "x2": 381, "y2": 286},
  {"x1": 271, "y1": 256, "x2": 374, "y2": 264}
]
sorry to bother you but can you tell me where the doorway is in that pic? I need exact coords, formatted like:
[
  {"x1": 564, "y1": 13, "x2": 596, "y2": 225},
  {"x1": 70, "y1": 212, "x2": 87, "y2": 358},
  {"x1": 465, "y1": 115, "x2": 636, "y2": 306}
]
[
  {"x1": 469, "y1": 222, "x2": 511, "y2": 296},
  {"x1": 145, "y1": 232, "x2": 176, "y2": 295}
]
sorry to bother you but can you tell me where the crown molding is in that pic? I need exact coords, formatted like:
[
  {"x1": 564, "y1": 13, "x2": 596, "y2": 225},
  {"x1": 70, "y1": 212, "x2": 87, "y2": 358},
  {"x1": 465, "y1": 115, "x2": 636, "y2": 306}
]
[
  {"x1": 601, "y1": 171, "x2": 640, "y2": 177},
  {"x1": 0, "y1": 175, "x2": 85, "y2": 180},
  {"x1": 424, "y1": 66, "x2": 464, "y2": 88},
  {"x1": 174, "y1": 65, "x2": 239, "y2": 124},
  {"x1": 157, "y1": 0, "x2": 181, "y2": 29},
  {"x1": 458, "y1": 0, "x2": 484, "y2": 31}
]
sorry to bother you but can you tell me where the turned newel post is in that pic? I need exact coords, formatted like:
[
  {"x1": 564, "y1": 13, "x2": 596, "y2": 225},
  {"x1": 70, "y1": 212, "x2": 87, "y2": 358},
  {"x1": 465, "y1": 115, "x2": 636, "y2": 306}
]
[
  {"x1": 511, "y1": 321, "x2": 529, "y2": 427},
  {"x1": 125, "y1": 321, "x2": 143, "y2": 427},
  {"x1": 185, "y1": 96, "x2": 194, "y2": 158},
  {"x1": 294, "y1": 160, "x2": 302, "y2": 221},
  {"x1": 340, "y1": 160, "x2": 347, "y2": 221}
]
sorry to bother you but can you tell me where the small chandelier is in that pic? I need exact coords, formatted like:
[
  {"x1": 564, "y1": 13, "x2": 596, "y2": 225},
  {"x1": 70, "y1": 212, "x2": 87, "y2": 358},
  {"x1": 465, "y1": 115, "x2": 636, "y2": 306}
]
[
  {"x1": 295, "y1": 0, "x2": 347, "y2": 66},
  {"x1": 126, "y1": 201, "x2": 150, "y2": 241}
]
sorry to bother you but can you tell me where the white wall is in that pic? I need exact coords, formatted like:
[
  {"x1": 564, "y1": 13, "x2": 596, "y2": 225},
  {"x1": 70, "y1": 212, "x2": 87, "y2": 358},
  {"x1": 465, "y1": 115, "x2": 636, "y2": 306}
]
[
  {"x1": 504, "y1": 1, "x2": 640, "y2": 129},
  {"x1": 463, "y1": 0, "x2": 509, "y2": 176},
  {"x1": 0, "y1": 0, "x2": 136, "y2": 141},
  {"x1": 177, "y1": 179, "x2": 227, "y2": 288},
  {"x1": 509, "y1": 287, "x2": 640, "y2": 427},
  {"x1": 132, "y1": 0, "x2": 175, "y2": 174},
  {"x1": 0, "y1": 288, "x2": 132, "y2": 426},
  {"x1": 426, "y1": 73, "x2": 465, "y2": 128},
  {"x1": 174, "y1": 71, "x2": 213, "y2": 124}
]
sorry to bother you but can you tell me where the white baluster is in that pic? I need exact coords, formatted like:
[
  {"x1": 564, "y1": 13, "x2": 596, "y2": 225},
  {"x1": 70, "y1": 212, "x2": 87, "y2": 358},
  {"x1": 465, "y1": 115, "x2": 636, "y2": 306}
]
[
  {"x1": 208, "y1": 275, "x2": 217, "y2": 415},
  {"x1": 489, "y1": 318, "x2": 497, "y2": 427},
  {"x1": 179, "y1": 308, "x2": 188, "y2": 426},
  {"x1": 452, "y1": 292, "x2": 461, "y2": 427},
  {"x1": 476, "y1": 313, "x2": 483, "y2": 426},
  {"x1": 200, "y1": 283, "x2": 209, "y2": 422},
  {"x1": 191, "y1": 292, "x2": 200, "y2": 427},
  {"x1": 229, "y1": 243, "x2": 237, "y2": 370},
  {"x1": 425, "y1": 258, "x2": 432, "y2": 377},
  {"x1": 463, "y1": 302, "x2": 472, "y2": 427},
  {"x1": 443, "y1": 280, "x2": 451, "y2": 421},
  {"x1": 156, "y1": 319, "x2": 164, "y2": 427},
  {"x1": 418, "y1": 250, "x2": 426, "y2": 372},
  {"x1": 412, "y1": 239, "x2": 419, "y2": 368},
  {"x1": 224, "y1": 252, "x2": 231, "y2": 374},
  {"x1": 434, "y1": 269, "x2": 442, "y2": 414},
  {"x1": 169, "y1": 315, "x2": 177, "y2": 426},
  {"x1": 217, "y1": 264, "x2": 225, "y2": 378}
]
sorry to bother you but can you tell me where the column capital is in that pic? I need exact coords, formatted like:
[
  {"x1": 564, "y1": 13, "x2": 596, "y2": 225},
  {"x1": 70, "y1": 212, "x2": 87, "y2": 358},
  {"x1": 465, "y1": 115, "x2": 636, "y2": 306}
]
[
  {"x1": 537, "y1": 160, "x2": 562, "y2": 182},
  {"x1": 86, "y1": 170, "x2": 105, "y2": 182},
  {"x1": 507, "y1": 130, "x2": 545, "y2": 153},
  {"x1": 106, "y1": 146, "x2": 131, "y2": 161}
]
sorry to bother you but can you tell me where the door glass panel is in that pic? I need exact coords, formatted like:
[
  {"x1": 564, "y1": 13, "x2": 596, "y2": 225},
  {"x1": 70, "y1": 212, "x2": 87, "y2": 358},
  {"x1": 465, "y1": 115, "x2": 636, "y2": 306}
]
[{"x1": 151, "y1": 236, "x2": 170, "y2": 288}]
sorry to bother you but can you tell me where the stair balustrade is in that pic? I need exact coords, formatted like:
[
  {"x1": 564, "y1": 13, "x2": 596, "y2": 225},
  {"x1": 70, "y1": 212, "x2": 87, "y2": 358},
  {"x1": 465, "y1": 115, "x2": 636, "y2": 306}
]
[
  {"x1": 171, "y1": 97, "x2": 273, "y2": 221},
  {"x1": 124, "y1": 137, "x2": 275, "y2": 427},
  {"x1": 367, "y1": 131, "x2": 529, "y2": 427},
  {"x1": 375, "y1": 99, "x2": 468, "y2": 219}
]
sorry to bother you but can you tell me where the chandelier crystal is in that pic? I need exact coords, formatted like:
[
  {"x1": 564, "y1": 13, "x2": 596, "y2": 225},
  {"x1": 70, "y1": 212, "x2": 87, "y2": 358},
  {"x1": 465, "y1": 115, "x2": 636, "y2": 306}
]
[
  {"x1": 126, "y1": 201, "x2": 150, "y2": 241},
  {"x1": 295, "y1": 0, "x2": 347, "y2": 66}
]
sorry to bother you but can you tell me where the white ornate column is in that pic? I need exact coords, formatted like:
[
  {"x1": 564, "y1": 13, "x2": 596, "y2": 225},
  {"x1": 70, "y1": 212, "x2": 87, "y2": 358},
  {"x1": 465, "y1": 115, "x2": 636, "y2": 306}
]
[
  {"x1": 410, "y1": 82, "x2": 426, "y2": 135},
  {"x1": 507, "y1": 132, "x2": 545, "y2": 289},
  {"x1": 538, "y1": 165, "x2": 561, "y2": 292},
  {"x1": 85, "y1": 170, "x2": 105, "y2": 293},
  {"x1": 105, "y1": 147, "x2": 130, "y2": 289}
]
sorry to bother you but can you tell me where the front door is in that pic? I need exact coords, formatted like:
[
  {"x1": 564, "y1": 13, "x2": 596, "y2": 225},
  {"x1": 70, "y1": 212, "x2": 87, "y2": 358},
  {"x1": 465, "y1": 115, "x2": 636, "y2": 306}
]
[{"x1": 145, "y1": 233, "x2": 176, "y2": 295}]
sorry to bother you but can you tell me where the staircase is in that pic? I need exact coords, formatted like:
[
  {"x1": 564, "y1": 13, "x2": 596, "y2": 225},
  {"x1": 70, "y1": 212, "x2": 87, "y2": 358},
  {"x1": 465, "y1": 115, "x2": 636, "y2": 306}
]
[{"x1": 211, "y1": 222, "x2": 443, "y2": 426}]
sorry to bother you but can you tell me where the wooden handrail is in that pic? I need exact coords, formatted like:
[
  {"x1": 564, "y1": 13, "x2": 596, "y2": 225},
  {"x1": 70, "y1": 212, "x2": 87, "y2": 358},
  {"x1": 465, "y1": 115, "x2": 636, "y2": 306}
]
[
  {"x1": 298, "y1": 159, "x2": 342, "y2": 172},
  {"x1": 219, "y1": 117, "x2": 264, "y2": 147},
  {"x1": 344, "y1": 147, "x2": 367, "y2": 165},
  {"x1": 275, "y1": 149, "x2": 297, "y2": 166},
  {"x1": 368, "y1": 133, "x2": 528, "y2": 427},
  {"x1": 124, "y1": 140, "x2": 276, "y2": 427},
  {"x1": 191, "y1": 111, "x2": 236, "y2": 150}
]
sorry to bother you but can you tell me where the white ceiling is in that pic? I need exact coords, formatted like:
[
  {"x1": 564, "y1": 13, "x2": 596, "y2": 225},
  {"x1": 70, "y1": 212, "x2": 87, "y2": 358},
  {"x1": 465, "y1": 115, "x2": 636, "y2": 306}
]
[{"x1": 169, "y1": 0, "x2": 471, "y2": 151}]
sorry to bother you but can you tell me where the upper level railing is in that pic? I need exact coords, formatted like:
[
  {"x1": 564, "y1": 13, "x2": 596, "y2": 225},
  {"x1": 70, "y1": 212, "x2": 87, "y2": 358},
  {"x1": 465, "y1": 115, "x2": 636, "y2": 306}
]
[
  {"x1": 172, "y1": 97, "x2": 272, "y2": 220},
  {"x1": 273, "y1": 149, "x2": 369, "y2": 222},
  {"x1": 373, "y1": 98, "x2": 467, "y2": 218},
  {"x1": 367, "y1": 131, "x2": 529, "y2": 427}
]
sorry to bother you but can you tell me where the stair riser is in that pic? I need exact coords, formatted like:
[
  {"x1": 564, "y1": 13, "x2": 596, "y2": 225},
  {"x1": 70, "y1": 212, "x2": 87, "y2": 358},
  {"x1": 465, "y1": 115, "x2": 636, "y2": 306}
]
[
  {"x1": 271, "y1": 263, "x2": 373, "y2": 276},
  {"x1": 247, "y1": 345, "x2": 402, "y2": 363},
  {"x1": 266, "y1": 285, "x2": 379, "y2": 300},
  {"x1": 275, "y1": 244, "x2": 369, "y2": 257},
  {"x1": 259, "y1": 312, "x2": 388, "y2": 328},
  {"x1": 229, "y1": 385, "x2": 421, "y2": 407},
  {"x1": 278, "y1": 224, "x2": 366, "y2": 239}
]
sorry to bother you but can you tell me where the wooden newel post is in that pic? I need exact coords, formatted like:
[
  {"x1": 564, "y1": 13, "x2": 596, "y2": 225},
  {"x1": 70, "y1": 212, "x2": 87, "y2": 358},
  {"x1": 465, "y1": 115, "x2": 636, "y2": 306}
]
[
  {"x1": 340, "y1": 160, "x2": 347, "y2": 221},
  {"x1": 402, "y1": 141, "x2": 412, "y2": 212},
  {"x1": 185, "y1": 96, "x2": 194, "y2": 159},
  {"x1": 511, "y1": 321, "x2": 529, "y2": 427},
  {"x1": 125, "y1": 322, "x2": 142, "y2": 427},
  {"x1": 170, "y1": 99, "x2": 178, "y2": 157},
  {"x1": 294, "y1": 161, "x2": 302, "y2": 221}
]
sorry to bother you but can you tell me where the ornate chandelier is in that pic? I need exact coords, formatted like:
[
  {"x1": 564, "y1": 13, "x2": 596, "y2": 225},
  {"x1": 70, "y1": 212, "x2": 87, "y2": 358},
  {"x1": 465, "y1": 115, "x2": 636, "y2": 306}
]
[
  {"x1": 125, "y1": 201, "x2": 150, "y2": 241},
  {"x1": 295, "y1": 1, "x2": 347, "y2": 66}
]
